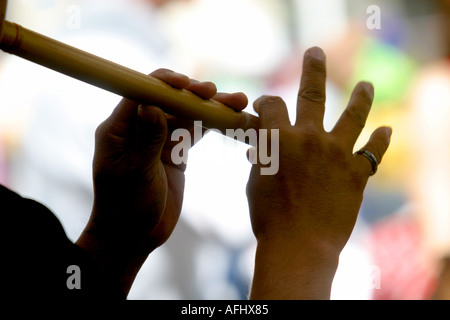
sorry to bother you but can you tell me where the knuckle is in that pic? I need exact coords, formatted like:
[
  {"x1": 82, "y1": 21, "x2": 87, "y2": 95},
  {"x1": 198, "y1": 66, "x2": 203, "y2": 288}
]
[
  {"x1": 343, "y1": 106, "x2": 366, "y2": 130},
  {"x1": 254, "y1": 95, "x2": 284, "y2": 112},
  {"x1": 95, "y1": 122, "x2": 106, "y2": 139},
  {"x1": 298, "y1": 86, "x2": 326, "y2": 104},
  {"x1": 328, "y1": 140, "x2": 347, "y2": 161},
  {"x1": 307, "y1": 57, "x2": 327, "y2": 74},
  {"x1": 258, "y1": 95, "x2": 283, "y2": 105}
]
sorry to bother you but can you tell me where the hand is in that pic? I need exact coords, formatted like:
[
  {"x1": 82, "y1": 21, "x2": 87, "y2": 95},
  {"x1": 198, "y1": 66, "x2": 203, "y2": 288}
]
[
  {"x1": 247, "y1": 47, "x2": 392, "y2": 299},
  {"x1": 77, "y1": 69, "x2": 248, "y2": 294}
]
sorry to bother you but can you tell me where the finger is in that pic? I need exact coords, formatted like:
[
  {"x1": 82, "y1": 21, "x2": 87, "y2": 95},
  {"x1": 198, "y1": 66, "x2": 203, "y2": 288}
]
[
  {"x1": 295, "y1": 46, "x2": 327, "y2": 129},
  {"x1": 254, "y1": 95, "x2": 290, "y2": 129},
  {"x1": 213, "y1": 92, "x2": 248, "y2": 111},
  {"x1": 331, "y1": 82, "x2": 374, "y2": 149},
  {"x1": 186, "y1": 80, "x2": 217, "y2": 100},
  {"x1": 354, "y1": 126, "x2": 393, "y2": 176},
  {"x1": 246, "y1": 147, "x2": 257, "y2": 164},
  {"x1": 102, "y1": 98, "x2": 140, "y2": 137},
  {"x1": 136, "y1": 105, "x2": 168, "y2": 161},
  {"x1": 150, "y1": 68, "x2": 190, "y2": 89}
]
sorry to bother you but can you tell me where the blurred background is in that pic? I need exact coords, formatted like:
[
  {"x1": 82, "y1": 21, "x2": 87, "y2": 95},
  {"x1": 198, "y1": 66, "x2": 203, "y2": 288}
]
[{"x1": 0, "y1": 0, "x2": 449, "y2": 299}]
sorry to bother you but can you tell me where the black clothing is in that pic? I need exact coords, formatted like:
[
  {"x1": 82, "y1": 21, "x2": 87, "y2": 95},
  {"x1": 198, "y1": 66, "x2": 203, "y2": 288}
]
[{"x1": 2, "y1": 185, "x2": 125, "y2": 300}]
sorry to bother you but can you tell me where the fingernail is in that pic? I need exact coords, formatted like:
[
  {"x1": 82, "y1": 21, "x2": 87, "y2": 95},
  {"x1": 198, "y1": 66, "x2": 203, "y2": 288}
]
[{"x1": 308, "y1": 46, "x2": 325, "y2": 60}]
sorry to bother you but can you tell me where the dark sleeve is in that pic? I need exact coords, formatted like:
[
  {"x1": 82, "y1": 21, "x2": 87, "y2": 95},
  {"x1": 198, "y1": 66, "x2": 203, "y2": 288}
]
[{"x1": 2, "y1": 185, "x2": 125, "y2": 300}]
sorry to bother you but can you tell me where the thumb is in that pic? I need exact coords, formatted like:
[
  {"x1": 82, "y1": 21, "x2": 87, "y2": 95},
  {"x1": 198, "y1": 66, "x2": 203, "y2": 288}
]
[{"x1": 136, "y1": 105, "x2": 168, "y2": 159}]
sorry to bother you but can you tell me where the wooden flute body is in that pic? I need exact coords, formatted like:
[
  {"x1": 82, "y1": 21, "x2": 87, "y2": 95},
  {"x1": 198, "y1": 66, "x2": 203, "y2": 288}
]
[{"x1": 0, "y1": 20, "x2": 259, "y2": 133}]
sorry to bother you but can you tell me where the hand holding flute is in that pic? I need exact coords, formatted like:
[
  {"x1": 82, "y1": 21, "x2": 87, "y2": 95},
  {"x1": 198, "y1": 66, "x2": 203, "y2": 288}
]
[{"x1": 77, "y1": 68, "x2": 249, "y2": 295}]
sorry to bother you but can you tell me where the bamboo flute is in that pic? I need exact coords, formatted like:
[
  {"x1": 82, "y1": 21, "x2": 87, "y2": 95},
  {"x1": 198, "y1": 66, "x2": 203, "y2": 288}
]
[{"x1": 0, "y1": 7, "x2": 259, "y2": 135}]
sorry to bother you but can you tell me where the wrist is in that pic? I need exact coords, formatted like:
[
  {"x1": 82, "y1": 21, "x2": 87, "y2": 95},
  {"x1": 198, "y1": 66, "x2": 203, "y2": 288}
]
[
  {"x1": 76, "y1": 214, "x2": 153, "y2": 295},
  {"x1": 250, "y1": 236, "x2": 340, "y2": 300}
]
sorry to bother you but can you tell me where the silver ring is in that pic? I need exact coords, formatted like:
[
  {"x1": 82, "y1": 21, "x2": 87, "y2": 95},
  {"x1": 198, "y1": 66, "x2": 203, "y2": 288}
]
[{"x1": 356, "y1": 150, "x2": 378, "y2": 176}]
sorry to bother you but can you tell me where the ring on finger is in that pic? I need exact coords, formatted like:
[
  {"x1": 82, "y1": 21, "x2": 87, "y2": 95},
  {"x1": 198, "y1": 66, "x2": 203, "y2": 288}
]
[{"x1": 355, "y1": 149, "x2": 378, "y2": 176}]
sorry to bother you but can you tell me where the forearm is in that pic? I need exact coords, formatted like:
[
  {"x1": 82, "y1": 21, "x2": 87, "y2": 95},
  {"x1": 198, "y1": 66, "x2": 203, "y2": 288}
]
[{"x1": 249, "y1": 237, "x2": 340, "y2": 300}]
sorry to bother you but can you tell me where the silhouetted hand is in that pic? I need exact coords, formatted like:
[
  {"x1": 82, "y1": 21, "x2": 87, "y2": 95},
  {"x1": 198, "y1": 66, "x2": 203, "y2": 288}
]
[
  {"x1": 77, "y1": 69, "x2": 248, "y2": 294},
  {"x1": 247, "y1": 47, "x2": 392, "y2": 299}
]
